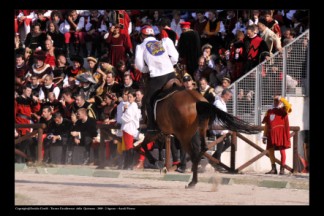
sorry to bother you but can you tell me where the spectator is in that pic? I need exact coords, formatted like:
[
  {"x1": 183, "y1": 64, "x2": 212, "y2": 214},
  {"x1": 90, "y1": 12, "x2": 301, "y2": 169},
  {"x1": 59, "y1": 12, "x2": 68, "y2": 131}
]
[
  {"x1": 243, "y1": 25, "x2": 269, "y2": 74},
  {"x1": 63, "y1": 55, "x2": 85, "y2": 87},
  {"x1": 71, "y1": 108, "x2": 98, "y2": 165},
  {"x1": 15, "y1": 86, "x2": 41, "y2": 161},
  {"x1": 76, "y1": 73, "x2": 98, "y2": 103},
  {"x1": 121, "y1": 73, "x2": 139, "y2": 91},
  {"x1": 39, "y1": 106, "x2": 55, "y2": 163},
  {"x1": 15, "y1": 53, "x2": 28, "y2": 94},
  {"x1": 53, "y1": 54, "x2": 68, "y2": 89},
  {"x1": 96, "y1": 71, "x2": 122, "y2": 102},
  {"x1": 24, "y1": 22, "x2": 46, "y2": 51},
  {"x1": 120, "y1": 90, "x2": 142, "y2": 169},
  {"x1": 201, "y1": 10, "x2": 224, "y2": 53},
  {"x1": 198, "y1": 77, "x2": 215, "y2": 104},
  {"x1": 59, "y1": 89, "x2": 75, "y2": 119},
  {"x1": 177, "y1": 21, "x2": 201, "y2": 77},
  {"x1": 248, "y1": 10, "x2": 260, "y2": 26},
  {"x1": 46, "y1": 20, "x2": 65, "y2": 51},
  {"x1": 47, "y1": 112, "x2": 73, "y2": 164},
  {"x1": 25, "y1": 50, "x2": 53, "y2": 84},
  {"x1": 194, "y1": 56, "x2": 215, "y2": 84},
  {"x1": 263, "y1": 10, "x2": 282, "y2": 38},
  {"x1": 39, "y1": 74, "x2": 60, "y2": 101},
  {"x1": 182, "y1": 73, "x2": 197, "y2": 91},
  {"x1": 214, "y1": 77, "x2": 231, "y2": 97},
  {"x1": 202, "y1": 43, "x2": 216, "y2": 69},
  {"x1": 100, "y1": 93, "x2": 118, "y2": 123},
  {"x1": 135, "y1": 89, "x2": 144, "y2": 109},
  {"x1": 229, "y1": 31, "x2": 245, "y2": 81},
  {"x1": 84, "y1": 10, "x2": 104, "y2": 57},
  {"x1": 262, "y1": 95, "x2": 292, "y2": 175},
  {"x1": 59, "y1": 10, "x2": 87, "y2": 57},
  {"x1": 170, "y1": 10, "x2": 184, "y2": 38},
  {"x1": 193, "y1": 10, "x2": 207, "y2": 38},
  {"x1": 282, "y1": 28, "x2": 295, "y2": 46},
  {"x1": 257, "y1": 18, "x2": 282, "y2": 54},
  {"x1": 106, "y1": 24, "x2": 133, "y2": 68},
  {"x1": 210, "y1": 88, "x2": 232, "y2": 171},
  {"x1": 72, "y1": 93, "x2": 98, "y2": 120}
]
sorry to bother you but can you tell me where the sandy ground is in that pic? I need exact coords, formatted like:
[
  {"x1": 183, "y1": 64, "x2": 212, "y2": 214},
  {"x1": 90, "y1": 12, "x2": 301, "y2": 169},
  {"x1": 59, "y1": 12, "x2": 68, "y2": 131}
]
[{"x1": 15, "y1": 172, "x2": 309, "y2": 206}]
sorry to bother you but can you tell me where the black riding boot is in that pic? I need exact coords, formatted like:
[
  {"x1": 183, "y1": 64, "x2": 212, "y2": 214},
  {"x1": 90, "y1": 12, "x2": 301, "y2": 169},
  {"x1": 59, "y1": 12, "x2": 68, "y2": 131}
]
[{"x1": 265, "y1": 164, "x2": 277, "y2": 174}]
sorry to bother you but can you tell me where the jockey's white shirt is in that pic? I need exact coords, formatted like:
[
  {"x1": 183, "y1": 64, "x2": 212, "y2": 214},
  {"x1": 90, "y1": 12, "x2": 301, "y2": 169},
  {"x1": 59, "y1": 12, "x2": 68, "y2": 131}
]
[{"x1": 135, "y1": 36, "x2": 179, "y2": 78}]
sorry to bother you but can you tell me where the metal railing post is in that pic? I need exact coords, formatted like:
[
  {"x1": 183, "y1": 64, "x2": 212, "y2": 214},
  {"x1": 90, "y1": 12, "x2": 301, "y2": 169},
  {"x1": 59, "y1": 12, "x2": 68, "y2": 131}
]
[{"x1": 282, "y1": 46, "x2": 287, "y2": 97}]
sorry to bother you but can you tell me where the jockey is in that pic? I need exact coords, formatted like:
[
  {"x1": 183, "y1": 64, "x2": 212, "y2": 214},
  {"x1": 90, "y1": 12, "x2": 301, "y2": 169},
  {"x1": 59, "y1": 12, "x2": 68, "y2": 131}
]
[{"x1": 135, "y1": 25, "x2": 179, "y2": 134}]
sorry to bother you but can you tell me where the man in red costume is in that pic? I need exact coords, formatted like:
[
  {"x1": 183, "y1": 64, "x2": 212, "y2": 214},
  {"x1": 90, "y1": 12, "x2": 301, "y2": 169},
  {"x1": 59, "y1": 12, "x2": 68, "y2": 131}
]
[
  {"x1": 262, "y1": 95, "x2": 292, "y2": 175},
  {"x1": 15, "y1": 86, "x2": 41, "y2": 162}
]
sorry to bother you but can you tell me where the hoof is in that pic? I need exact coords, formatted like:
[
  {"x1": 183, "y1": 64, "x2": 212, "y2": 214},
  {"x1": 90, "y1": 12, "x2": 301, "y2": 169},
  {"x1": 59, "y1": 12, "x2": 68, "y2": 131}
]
[
  {"x1": 185, "y1": 184, "x2": 196, "y2": 189},
  {"x1": 185, "y1": 181, "x2": 196, "y2": 189},
  {"x1": 162, "y1": 167, "x2": 168, "y2": 174}
]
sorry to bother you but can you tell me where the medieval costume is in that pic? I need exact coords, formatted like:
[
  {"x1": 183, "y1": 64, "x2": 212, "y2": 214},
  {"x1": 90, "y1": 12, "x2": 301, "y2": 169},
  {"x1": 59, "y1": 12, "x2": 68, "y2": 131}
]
[
  {"x1": 177, "y1": 22, "x2": 201, "y2": 77},
  {"x1": 262, "y1": 97, "x2": 292, "y2": 175}
]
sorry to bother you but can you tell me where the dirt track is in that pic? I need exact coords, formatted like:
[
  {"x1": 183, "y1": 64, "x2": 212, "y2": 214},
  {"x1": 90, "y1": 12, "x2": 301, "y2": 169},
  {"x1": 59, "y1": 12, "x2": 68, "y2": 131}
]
[{"x1": 15, "y1": 172, "x2": 308, "y2": 206}]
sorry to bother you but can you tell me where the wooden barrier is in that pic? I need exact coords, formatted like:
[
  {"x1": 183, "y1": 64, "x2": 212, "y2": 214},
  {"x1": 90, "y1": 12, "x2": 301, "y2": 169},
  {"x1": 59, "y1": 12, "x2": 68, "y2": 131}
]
[
  {"x1": 15, "y1": 124, "x2": 46, "y2": 163},
  {"x1": 15, "y1": 123, "x2": 300, "y2": 174},
  {"x1": 210, "y1": 125, "x2": 300, "y2": 173}
]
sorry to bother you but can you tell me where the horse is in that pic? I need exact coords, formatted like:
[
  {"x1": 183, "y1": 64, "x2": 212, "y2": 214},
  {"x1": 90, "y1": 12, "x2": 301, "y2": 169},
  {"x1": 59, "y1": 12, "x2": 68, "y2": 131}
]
[{"x1": 140, "y1": 84, "x2": 259, "y2": 188}]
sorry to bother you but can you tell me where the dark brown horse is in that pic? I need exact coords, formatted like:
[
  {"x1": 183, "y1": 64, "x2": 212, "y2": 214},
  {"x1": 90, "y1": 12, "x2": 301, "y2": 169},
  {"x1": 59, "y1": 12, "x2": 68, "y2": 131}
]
[{"x1": 140, "y1": 88, "x2": 259, "y2": 188}]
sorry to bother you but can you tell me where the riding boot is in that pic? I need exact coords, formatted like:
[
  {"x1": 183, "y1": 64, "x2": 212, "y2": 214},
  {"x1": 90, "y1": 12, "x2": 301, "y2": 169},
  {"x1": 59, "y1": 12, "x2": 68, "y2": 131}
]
[
  {"x1": 83, "y1": 151, "x2": 90, "y2": 165},
  {"x1": 279, "y1": 165, "x2": 285, "y2": 175},
  {"x1": 66, "y1": 151, "x2": 73, "y2": 165},
  {"x1": 265, "y1": 164, "x2": 277, "y2": 174},
  {"x1": 146, "y1": 106, "x2": 158, "y2": 132}
]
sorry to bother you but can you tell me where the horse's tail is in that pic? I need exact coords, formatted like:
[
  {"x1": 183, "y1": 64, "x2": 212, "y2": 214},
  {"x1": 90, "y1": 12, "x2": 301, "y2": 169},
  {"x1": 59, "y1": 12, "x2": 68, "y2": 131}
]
[{"x1": 196, "y1": 101, "x2": 259, "y2": 134}]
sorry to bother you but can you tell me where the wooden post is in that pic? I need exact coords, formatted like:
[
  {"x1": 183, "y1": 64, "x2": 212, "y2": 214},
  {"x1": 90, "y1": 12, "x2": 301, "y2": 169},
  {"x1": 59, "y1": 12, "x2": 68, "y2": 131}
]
[
  {"x1": 293, "y1": 130, "x2": 299, "y2": 173},
  {"x1": 37, "y1": 128, "x2": 43, "y2": 163},
  {"x1": 230, "y1": 132, "x2": 237, "y2": 172},
  {"x1": 165, "y1": 135, "x2": 171, "y2": 170}
]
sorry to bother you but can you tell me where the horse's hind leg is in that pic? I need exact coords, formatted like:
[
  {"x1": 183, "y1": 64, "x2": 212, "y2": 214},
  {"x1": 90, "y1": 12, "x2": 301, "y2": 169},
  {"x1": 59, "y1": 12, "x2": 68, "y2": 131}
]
[
  {"x1": 186, "y1": 132, "x2": 201, "y2": 188},
  {"x1": 187, "y1": 152, "x2": 200, "y2": 188}
]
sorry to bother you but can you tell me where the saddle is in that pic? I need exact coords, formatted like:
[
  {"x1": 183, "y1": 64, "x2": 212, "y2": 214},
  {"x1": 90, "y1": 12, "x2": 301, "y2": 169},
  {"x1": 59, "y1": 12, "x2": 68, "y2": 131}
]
[
  {"x1": 162, "y1": 78, "x2": 182, "y2": 91},
  {"x1": 151, "y1": 78, "x2": 185, "y2": 121}
]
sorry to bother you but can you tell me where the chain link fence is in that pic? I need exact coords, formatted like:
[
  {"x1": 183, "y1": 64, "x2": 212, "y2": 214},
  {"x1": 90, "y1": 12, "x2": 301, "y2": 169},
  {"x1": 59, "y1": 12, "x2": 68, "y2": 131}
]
[{"x1": 228, "y1": 30, "x2": 309, "y2": 125}]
